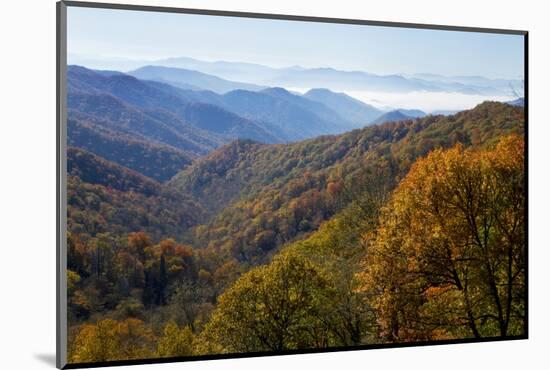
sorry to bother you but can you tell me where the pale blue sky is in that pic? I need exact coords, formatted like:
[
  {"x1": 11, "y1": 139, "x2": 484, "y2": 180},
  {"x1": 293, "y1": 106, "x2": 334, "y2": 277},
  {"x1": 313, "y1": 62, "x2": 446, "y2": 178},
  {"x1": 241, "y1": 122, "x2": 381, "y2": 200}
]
[{"x1": 67, "y1": 6, "x2": 524, "y2": 79}]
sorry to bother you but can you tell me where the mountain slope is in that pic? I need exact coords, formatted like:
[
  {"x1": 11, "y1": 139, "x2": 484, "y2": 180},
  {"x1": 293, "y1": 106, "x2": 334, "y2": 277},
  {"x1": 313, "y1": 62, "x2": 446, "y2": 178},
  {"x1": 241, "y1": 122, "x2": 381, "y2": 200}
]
[
  {"x1": 155, "y1": 56, "x2": 279, "y2": 84},
  {"x1": 261, "y1": 87, "x2": 352, "y2": 131},
  {"x1": 371, "y1": 110, "x2": 414, "y2": 124},
  {"x1": 67, "y1": 119, "x2": 193, "y2": 182},
  {"x1": 173, "y1": 101, "x2": 282, "y2": 143},
  {"x1": 72, "y1": 66, "x2": 376, "y2": 144},
  {"x1": 170, "y1": 102, "x2": 524, "y2": 266},
  {"x1": 68, "y1": 92, "x2": 221, "y2": 154},
  {"x1": 221, "y1": 89, "x2": 343, "y2": 141},
  {"x1": 396, "y1": 109, "x2": 426, "y2": 118},
  {"x1": 126, "y1": 67, "x2": 364, "y2": 140},
  {"x1": 129, "y1": 65, "x2": 265, "y2": 94},
  {"x1": 304, "y1": 88, "x2": 382, "y2": 126},
  {"x1": 68, "y1": 66, "x2": 283, "y2": 145},
  {"x1": 371, "y1": 109, "x2": 426, "y2": 125},
  {"x1": 152, "y1": 56, "x2": 521, "y2": 95},
  {"x1": 68, "y1": 147, "x2": 207, "y2": 240},
  {"x1": 137, "y1": 71, "x2": 359, "y2": 141},
  {"x1": 68, "y1": 147, "x2": 161, "y2": 196}
]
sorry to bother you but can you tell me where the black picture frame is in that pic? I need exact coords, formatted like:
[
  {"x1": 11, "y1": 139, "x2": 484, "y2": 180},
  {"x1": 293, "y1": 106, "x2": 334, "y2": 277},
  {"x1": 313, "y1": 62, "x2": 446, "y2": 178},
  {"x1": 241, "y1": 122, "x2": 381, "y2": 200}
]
[{"x1": 57, "y1": 1, "x2": 529, "y2": 368}]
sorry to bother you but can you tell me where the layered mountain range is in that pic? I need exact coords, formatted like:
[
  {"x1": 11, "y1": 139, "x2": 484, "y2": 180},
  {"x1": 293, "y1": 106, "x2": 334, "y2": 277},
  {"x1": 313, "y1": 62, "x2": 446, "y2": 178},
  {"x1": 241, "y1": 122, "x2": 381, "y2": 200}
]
[
  {"x1": 66, "y1": 59, "x2": 525, "y2": 361},
  {"x1": 65, "y1": 61, "x2": 526, "y2": 241},
  {"x1": 67, "y1": 64, "x2": 397, "y2": 181},
  {"x1": 67, "y1": 68, "x2": 525, "y2": 240},
  {"x1": 67, "y1": 96, "x2": 525, "y2": 265},
  {"x1": 69, "y1": 54, "x2": 523, "y2": 96},
  {"x1": 67, "y1": 62, "x2": 524, "y2": 186}
]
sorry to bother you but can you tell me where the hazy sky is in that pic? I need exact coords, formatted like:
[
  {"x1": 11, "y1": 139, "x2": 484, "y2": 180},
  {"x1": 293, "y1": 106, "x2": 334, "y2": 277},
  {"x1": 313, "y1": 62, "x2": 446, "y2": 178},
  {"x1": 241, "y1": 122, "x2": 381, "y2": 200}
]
[{"x1": 67, "y1": 6, "x2": 524, "y2": 79}]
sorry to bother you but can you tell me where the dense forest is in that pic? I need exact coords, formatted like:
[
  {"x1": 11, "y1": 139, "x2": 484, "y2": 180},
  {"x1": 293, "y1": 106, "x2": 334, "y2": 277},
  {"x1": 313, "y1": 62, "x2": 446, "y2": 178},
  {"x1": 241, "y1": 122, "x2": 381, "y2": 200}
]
[{"x1": 65, "y1": 64, "x2": 525, "y2": 364}]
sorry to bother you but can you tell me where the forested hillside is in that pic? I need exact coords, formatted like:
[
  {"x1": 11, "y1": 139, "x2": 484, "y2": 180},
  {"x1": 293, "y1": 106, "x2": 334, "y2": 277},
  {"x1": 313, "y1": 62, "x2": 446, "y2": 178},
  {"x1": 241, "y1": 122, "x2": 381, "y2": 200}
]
[
  {"x1": 68, "y1": 119, "x2": 195, "y2": 182},
  {"x1": 66, "y1": 66, "x2": 284, "y2": 183},
  {"x1": 68, "y1": 147, "x2": 161, "y2": 196},
  {"x1": 68, "y1": 65, "x2": 389, "y2": 161},
  {"x1": 67, "y1": 147, "x2": 206, "y2": 241},
  {"x1": 171, "y1": 102, "x2": 523, "y2": 264},
  {"x1": 66, "y1": 100, "x2": 525, "y2": 363},
  {"x1": 198, "y1": 134, "x2": 525, "y2": 352}
]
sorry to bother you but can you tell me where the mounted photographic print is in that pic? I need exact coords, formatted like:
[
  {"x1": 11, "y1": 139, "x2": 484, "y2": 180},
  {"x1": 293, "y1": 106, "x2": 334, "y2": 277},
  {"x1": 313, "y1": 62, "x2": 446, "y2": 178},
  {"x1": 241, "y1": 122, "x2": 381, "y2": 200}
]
[{"x1": 56, "y1": 1, "x2": 528, "y2": 368}]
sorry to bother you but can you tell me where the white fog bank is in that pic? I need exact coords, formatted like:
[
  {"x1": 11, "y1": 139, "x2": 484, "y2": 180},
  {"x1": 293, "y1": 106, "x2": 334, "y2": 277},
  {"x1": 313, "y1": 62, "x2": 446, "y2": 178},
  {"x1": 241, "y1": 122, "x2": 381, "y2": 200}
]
[{"x1": 289, "y1": 87, "x2": 517, "y2": 114}]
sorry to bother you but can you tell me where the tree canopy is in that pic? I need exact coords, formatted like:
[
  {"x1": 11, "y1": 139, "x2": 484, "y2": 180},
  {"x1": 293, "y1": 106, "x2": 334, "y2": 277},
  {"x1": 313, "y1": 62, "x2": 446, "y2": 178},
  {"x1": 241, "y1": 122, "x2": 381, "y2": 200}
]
[{"x1": 357, "y1": 135, "x2": 525, "y2": 342}]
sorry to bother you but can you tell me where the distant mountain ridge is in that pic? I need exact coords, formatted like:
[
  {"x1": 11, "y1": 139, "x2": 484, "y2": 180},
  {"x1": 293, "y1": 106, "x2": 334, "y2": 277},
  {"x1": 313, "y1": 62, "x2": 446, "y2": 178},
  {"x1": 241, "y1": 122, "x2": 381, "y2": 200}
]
[
  {"x1": 221, "y1": 89, "x2": 335, "y2": 140},
  {"x1": 304, "y1": 88, "x2": 383, "y2": 127},
  {"x1": 121, "y1": 65, "x2": 387, "y2": 135},
  {"x1": 69, "y1": 54, "x2": 523, "y2": 96},
  {"x1": 261, "y1": 87, "x2": 352, "y2": 130},
  {"x1": 69, "y1": 65, "x2": 381, "y2": 183},
  {"x1": 129, "y1": 65, "x2": 266, "y2": 94},
  {"x1": 371, "y1": 109, "x2": 426, "y2": 124},
  {"x1": 68, "y1": 66, "x2": 277, "y2": 145},
  {"x1": 67, "y1": 92, "x2": 221, "y2": 155},
  {"x1": 69, "y1": 65, "x2": 371, "y2": 146},
  {"x1": 67, "y1": 66, "x2": 297, "y2": 181},
  {"x1": 506, "y1": 97, "x2": 525, "y2": 107},
  {"x1": 150, "y1": 56, "x2": 521, "y2": 96},
  {"x1": 67, "y1": 64, "x2": 516, "y2": 191},
  {"x1": 395, "y1": 109, "x2": 426, "y2": 118}
]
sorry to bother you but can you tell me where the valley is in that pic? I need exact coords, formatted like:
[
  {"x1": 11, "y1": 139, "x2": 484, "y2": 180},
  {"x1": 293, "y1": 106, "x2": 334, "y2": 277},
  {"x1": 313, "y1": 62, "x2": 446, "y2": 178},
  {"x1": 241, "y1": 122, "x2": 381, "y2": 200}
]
[{"x1": 65, "y1": 62, "x2": 526, "y2": 363}]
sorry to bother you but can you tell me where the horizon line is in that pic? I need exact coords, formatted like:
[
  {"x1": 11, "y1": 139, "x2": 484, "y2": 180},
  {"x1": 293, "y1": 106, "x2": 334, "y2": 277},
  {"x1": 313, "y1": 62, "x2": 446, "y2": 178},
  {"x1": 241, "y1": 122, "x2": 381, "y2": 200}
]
[{"x1": 67, "y1": 53, "x2": 523, "y2": 81}]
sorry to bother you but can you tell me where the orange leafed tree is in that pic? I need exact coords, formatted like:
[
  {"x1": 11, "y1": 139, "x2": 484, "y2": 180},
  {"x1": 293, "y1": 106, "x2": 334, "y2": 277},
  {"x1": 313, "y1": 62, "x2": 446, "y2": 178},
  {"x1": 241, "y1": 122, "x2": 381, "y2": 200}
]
[{"x1": 357, "y1": 135, "x2": 525, "y2": 342}]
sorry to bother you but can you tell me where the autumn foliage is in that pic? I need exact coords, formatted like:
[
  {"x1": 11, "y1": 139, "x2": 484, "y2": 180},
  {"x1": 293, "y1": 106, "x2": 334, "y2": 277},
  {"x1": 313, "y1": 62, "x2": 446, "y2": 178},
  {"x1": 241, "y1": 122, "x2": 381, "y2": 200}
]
[
  {"x1": 357, "y1": 135, "x2": 525, "y2": 342},
  {"x1": 66, "y1": 103, "x2": 526, "y2": 363}
]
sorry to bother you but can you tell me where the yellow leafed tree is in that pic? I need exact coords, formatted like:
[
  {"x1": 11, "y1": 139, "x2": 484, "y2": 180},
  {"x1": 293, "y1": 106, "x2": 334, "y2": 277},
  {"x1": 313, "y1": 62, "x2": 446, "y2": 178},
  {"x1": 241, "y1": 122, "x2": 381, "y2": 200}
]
[
  {"x1": 358, "y1": 135, "x2": 525, "y2": 342},
  {"x1": 157, "y1": 321, "x2": 194, "y2": 358},
  {"x1": 69, "y1": 318, "x2": 155, "y2": 363},
  {"x1": 196, "y1": 251, "x2": 335, "y2": 354}
]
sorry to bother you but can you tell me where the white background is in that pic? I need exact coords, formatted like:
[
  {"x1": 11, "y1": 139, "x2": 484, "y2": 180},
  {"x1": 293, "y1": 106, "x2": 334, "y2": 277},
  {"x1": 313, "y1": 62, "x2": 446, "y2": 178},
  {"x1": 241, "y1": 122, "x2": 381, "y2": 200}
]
[{"x1": 1, "y1": 0, "x2": 548, "y2": 368}]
